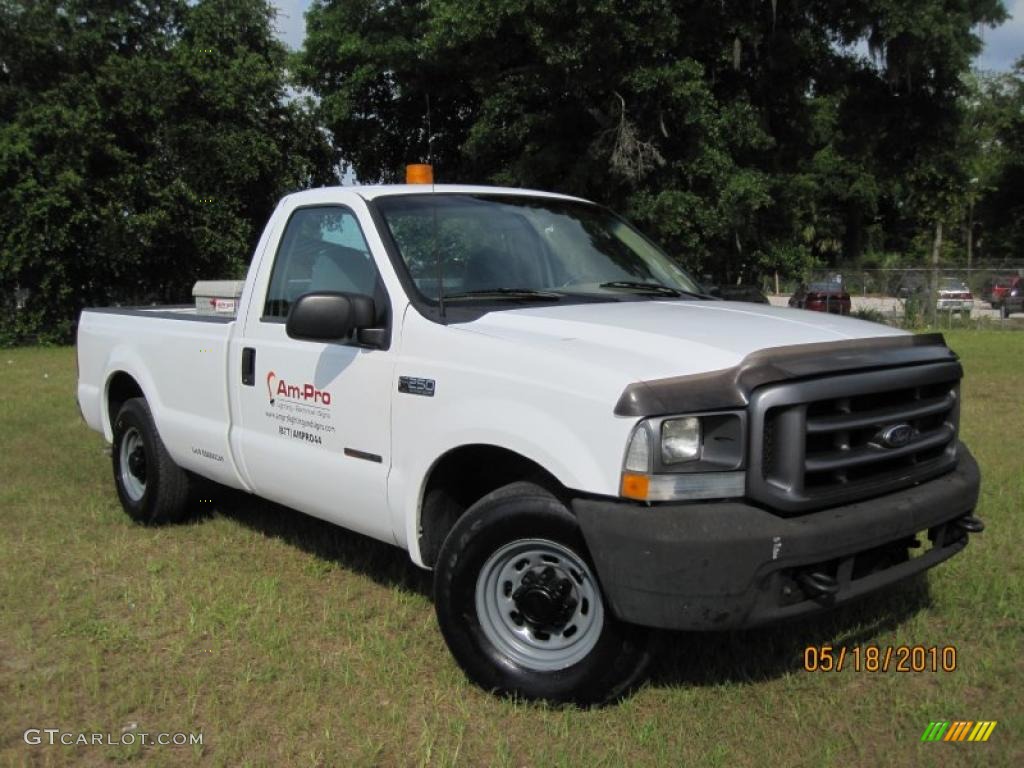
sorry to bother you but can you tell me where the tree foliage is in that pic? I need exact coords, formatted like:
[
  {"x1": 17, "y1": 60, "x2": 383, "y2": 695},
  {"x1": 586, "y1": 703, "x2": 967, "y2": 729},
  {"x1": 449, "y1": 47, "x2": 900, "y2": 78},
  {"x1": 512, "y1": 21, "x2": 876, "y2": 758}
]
[
  {"x1": 0, "y1": 0, "x2": 334, "y2": 343},
  {"x1": 1, "y1": 0, "x2": 1019, "y2": 345},
  {"x1": 300, "y1": 0, "x2": 1008, "y2": 281},
  {"x1": 972, "y1": 60, "x2": 1024, "y2": 262}
]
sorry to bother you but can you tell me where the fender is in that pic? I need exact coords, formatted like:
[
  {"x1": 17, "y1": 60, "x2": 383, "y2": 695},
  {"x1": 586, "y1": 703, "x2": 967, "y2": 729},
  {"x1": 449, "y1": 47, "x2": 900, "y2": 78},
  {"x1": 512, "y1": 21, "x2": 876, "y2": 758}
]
[
  {"x1": 101, "y1": 348, "x2": 164, "y2": 443},
  {"x1": 392, "y1": 397, "x2": 632, "y2": 567}
]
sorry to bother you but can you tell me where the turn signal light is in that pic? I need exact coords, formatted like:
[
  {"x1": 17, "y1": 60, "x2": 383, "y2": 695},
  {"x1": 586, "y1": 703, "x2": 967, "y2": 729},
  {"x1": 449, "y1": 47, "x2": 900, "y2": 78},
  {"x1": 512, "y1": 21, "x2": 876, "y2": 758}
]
[
  {"x1": 406, "y1": 163, "x2": 434, "y2": 184},
  {"x1": 620, "y1": 472, "x2": 650, "y2": 501}
]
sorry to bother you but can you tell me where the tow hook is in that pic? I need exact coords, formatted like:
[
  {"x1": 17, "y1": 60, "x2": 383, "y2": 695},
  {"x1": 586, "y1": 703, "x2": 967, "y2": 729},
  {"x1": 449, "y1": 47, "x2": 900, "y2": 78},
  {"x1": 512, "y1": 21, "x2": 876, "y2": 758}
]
[
  {"x1": 955, "y1": 515, "x2": 985, "y2": 534},
  {"x1": 797, "y1": 570, "x2": 840, "y2": 599}
]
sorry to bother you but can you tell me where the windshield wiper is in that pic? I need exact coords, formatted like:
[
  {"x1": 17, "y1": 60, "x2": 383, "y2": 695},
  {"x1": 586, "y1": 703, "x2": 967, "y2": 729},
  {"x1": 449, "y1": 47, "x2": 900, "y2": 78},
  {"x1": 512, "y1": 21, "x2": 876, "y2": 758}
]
[
  {"x1": 599, "y1": 281, "x2": 683, "y2": 296},
  {"x1": 443, "y1": 288, "x2": 565, "y2": 301},
  {"x1": 674, "y1": 288, "x2": 716, "y2": 299},
  {"x1": 598, "y1": 281, "x2": 712, "y2": 300}
]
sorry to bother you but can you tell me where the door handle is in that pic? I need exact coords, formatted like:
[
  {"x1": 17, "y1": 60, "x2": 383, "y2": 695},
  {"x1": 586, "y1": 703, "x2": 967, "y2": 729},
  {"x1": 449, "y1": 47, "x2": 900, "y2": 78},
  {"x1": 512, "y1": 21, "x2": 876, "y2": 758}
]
[{"x1": 242, "y1": 347, "x2": 255, "y2": 386}]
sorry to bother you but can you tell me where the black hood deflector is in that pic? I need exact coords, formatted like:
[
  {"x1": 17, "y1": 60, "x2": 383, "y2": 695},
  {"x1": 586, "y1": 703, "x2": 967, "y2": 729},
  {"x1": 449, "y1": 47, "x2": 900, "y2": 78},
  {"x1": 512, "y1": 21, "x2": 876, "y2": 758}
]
[{"x1": 614, "y1": 333, "x2": 958, "y2": 417}]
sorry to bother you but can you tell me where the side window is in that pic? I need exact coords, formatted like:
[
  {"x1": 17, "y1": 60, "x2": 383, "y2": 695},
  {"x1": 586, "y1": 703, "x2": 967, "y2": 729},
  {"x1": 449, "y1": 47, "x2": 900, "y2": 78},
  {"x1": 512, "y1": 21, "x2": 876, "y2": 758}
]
[{"x1": 263, "y1": 207, "x2": 377, "y2": 319}]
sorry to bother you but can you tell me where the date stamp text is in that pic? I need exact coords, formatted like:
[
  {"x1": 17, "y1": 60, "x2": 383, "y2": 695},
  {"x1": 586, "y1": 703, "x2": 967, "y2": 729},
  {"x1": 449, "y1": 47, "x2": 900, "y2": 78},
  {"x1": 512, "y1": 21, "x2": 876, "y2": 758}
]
[{"x1": 803, "y1": 644, "x2": 957, "y2": 673}]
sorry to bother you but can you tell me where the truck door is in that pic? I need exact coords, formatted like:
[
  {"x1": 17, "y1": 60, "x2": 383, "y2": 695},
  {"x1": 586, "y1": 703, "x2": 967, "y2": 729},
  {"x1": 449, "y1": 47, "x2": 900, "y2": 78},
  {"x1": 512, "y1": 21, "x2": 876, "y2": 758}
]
[{"x1": 231, "y1": 204, "x2": 395, "y2": 543}]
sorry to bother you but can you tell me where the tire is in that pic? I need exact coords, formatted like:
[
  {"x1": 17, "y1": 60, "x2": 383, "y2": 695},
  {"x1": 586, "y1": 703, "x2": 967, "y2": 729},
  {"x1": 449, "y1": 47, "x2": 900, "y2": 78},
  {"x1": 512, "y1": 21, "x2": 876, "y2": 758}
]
[
  {"x1": 111, "y1": 398, "x2": 192, "y2": 524},
  {"x1": 433, "y1": 481, "x2": 651, "y2": 705},
  {"x1": 1002, "y1": 304, "x2": 1011, "y2": 319}
]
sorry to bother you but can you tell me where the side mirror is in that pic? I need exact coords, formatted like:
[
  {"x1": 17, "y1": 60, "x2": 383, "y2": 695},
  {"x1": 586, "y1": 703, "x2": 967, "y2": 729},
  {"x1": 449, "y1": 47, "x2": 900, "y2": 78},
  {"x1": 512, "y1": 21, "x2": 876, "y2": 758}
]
[{"x1": 286, "y1": 292, "x2": 380, "y2": 345}]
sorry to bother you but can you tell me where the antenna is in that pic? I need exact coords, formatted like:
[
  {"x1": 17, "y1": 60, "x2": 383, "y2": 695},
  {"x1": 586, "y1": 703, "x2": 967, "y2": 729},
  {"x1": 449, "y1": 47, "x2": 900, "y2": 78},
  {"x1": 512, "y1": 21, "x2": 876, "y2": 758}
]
[
  {"x1": 427, "y1": 93, "x2": 446, "y2": 319},
  {"x1": 426, "y1": 94, "x2": 434, "y2": 168}
]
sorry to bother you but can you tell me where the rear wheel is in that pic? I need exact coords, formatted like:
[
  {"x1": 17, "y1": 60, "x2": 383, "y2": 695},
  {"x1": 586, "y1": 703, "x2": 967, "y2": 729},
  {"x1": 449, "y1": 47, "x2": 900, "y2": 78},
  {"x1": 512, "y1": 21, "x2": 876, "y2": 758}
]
[
  {"x1": 434, "y1": 482, "x2": 651, "y2": 705},
  {"x1": 1002, "y1": 304, "x2": 1011, "y2": 319},
  {"x1": 112, "y1": 398, "x2": 192, "y2": 524}
]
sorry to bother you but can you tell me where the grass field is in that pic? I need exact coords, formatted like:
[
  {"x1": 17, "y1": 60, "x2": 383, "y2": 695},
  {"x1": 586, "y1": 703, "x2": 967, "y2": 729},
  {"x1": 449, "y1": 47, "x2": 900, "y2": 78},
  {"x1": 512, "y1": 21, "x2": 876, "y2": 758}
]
[{"x1": 1, "y1": 332, "x2": 1022, "y2": 767}]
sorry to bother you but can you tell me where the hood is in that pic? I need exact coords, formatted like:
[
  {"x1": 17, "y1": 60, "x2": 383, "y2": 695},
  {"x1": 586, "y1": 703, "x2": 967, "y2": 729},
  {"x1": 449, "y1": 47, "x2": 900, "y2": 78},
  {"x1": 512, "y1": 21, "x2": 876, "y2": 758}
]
[{"x1": 455, "y1": 299, "x2": 905, "y2": 382}]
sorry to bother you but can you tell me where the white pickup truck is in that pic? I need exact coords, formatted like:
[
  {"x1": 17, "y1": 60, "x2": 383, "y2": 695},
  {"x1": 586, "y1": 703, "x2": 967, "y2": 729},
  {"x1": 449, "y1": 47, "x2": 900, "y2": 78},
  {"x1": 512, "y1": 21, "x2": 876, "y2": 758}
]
[{"x1": 77, "y1": 184, "x2": 983, "y2": 704}]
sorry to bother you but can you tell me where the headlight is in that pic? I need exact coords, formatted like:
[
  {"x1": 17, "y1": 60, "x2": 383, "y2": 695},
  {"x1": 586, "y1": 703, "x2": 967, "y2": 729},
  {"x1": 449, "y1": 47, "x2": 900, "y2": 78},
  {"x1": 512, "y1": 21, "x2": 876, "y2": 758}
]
[
  {"x1": 661, "y1": 417, "x2": 700, "y2": 464},
  {"x1": 620, "y1": 411, "x2": 746, "y2": 502}
]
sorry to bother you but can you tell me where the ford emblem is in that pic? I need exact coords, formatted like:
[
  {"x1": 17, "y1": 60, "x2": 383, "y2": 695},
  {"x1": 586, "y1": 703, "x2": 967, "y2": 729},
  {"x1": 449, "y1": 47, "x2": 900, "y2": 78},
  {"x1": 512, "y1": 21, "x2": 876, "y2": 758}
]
[{"x1": 878, "y1": 423, "x2": 915, "y2": 449}]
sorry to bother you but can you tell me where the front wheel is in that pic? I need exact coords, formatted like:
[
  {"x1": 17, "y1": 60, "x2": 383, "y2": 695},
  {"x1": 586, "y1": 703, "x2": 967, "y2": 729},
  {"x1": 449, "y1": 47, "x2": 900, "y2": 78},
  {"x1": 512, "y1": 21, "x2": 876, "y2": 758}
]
[{"x1": 434, "y1": 482, "x2": 651, "y2": 705}]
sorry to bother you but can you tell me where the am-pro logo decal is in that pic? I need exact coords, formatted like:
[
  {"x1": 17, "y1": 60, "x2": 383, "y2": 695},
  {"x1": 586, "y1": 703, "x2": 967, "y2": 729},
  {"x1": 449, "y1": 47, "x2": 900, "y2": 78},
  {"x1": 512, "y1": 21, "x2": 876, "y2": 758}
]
[
  {"x1": 266, "y1": 370, "x2": 332, "y2": 406},
  {"x1": 263, "y1": 370, "x2": 336, "y2": 446}
]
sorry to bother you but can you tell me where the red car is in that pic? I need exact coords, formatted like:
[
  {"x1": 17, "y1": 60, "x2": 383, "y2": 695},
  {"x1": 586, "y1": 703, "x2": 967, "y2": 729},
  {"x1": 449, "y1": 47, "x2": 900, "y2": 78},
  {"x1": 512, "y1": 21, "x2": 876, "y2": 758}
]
[
  {"x1": 982, "y1": 276, "x2": 1022, "y2": 310},
  {"x1": 789, "y1": 281, "x2": 852, "y2": 315}
]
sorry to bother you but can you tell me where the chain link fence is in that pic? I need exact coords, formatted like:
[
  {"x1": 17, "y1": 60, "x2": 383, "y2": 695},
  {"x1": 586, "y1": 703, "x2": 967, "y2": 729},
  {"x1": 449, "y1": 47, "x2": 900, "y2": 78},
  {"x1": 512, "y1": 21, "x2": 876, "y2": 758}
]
[{"x1": 759, "y1": 264, "x2": 1024, "y2": 329}]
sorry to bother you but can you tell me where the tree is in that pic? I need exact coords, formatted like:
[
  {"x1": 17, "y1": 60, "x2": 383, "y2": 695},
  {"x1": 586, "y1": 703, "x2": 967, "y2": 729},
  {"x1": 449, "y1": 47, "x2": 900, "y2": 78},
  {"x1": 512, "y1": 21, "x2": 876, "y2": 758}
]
[
  {"x1": 0, "y1": 0, "x2": 334, "y2": 344},
  {"x1": 300, "y1": 0, "x2": 1006, "y2": 284},
  {"x1": 972, "y1": 60, "x2": 1024, "y2": 263}
]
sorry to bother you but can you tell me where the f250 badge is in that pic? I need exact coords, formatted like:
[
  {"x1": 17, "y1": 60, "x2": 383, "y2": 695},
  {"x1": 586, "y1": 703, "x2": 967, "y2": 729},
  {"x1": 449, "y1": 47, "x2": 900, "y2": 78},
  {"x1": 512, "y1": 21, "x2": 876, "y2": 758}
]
[{"x1": 398, "y1": 376, "x2": 436, "y2": 397}]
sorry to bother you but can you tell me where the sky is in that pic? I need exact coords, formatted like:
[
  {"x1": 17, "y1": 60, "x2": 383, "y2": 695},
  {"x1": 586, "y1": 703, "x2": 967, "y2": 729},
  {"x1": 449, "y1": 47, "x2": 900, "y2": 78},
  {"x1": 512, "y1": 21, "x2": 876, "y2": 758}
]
[
  {"x1": 270, "y1": 0, "x2": 310, "y2": 51},
  {"x1": 976, "y1": 0, "x2": 1024, "y2": 70},
  {"x1": 271, "y1": 0, "x2": 1023, "y2": 70}
]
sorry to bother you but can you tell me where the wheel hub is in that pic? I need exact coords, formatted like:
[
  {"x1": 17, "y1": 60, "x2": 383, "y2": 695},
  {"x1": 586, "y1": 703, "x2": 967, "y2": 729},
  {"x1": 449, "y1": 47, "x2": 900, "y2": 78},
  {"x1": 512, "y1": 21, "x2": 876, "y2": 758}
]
[
  {"x1": 118, "y1": 427, "x2": 148, "y2": 502},
  {"x1": 128, "y1": 447, "x2": 146, "y2": 481},
  {"x1": 474, "y1": 538, "x2": 605, "y2": 672},
  {"x1": 512, "y1": 566, "x2": 578, "y2": 630}
]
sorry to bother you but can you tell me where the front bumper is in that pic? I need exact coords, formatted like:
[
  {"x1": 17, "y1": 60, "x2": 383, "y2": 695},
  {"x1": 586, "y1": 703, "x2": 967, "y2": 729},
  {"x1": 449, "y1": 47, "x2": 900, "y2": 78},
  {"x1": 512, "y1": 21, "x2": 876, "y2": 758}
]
[{"x1": 573, "y1": 446, "x2": 981, "y2": 631}]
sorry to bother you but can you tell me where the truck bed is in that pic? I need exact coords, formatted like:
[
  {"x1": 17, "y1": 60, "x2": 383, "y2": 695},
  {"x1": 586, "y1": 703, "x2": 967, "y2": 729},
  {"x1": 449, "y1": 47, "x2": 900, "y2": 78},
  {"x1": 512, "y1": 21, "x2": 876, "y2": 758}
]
[{"x1": 76, "y1": 306, "x2": 246, "y2": 491}]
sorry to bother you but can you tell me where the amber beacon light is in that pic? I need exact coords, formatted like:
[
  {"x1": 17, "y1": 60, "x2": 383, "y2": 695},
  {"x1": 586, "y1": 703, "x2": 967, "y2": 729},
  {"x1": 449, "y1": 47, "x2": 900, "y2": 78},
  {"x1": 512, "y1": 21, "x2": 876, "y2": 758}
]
[{"x1": 406, "y1": 163, "x2": 434, "y2": 184}]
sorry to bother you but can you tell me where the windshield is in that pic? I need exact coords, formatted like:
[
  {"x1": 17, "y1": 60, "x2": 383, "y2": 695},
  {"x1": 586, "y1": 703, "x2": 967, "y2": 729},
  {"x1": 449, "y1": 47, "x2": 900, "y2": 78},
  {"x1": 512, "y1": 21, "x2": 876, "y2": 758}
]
[{"x1": 374, "y1": 194, "x2": 701, "y2": 302}]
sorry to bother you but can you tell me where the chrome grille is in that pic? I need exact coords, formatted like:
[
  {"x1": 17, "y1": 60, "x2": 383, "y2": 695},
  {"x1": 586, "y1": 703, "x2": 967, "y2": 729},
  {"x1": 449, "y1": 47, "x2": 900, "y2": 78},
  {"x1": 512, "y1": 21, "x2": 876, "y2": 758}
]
[{"x1": 747, "y1": 362, "x2": 961, "y2": 514}]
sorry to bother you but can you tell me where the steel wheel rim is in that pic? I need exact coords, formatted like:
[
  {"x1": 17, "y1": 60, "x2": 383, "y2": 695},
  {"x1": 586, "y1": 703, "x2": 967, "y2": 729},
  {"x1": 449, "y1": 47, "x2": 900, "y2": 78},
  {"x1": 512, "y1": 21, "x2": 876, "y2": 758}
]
[
  {"x1": 119, "y1": 427, "x2": 147, "y2": 502},
  {"x1": 475, "y1": 538, "x2": 604, "y2": 672}
]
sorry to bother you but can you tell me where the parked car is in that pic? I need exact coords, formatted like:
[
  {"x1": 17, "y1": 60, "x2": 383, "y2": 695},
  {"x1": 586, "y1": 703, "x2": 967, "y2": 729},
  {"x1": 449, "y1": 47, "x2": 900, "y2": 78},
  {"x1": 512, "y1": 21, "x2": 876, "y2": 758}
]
[
  {"x1": 982, "y1": 275, "x2": 1023, "y2": 313},
  {"x1": 789, "y1": 281, "x2": 851, "y2": 314},
  {"x1": 895, "y1": 273, "x2": 927, "y2": 299},
  {"x1": 706, "y1": 284, "x2": 770, "y2": 304},
  {"x1": 996, "y1": 279, "x2": 1023, "y2": 318},
  {"x1": 936, "y1": 277, "x2": 974, "y2": 317},
  {"x1": 77, "y1": 181, "x2": 982, "y2": 704},
  {"x1": 981, "y1": 276, "x2": 1017, "y2": 308}
]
